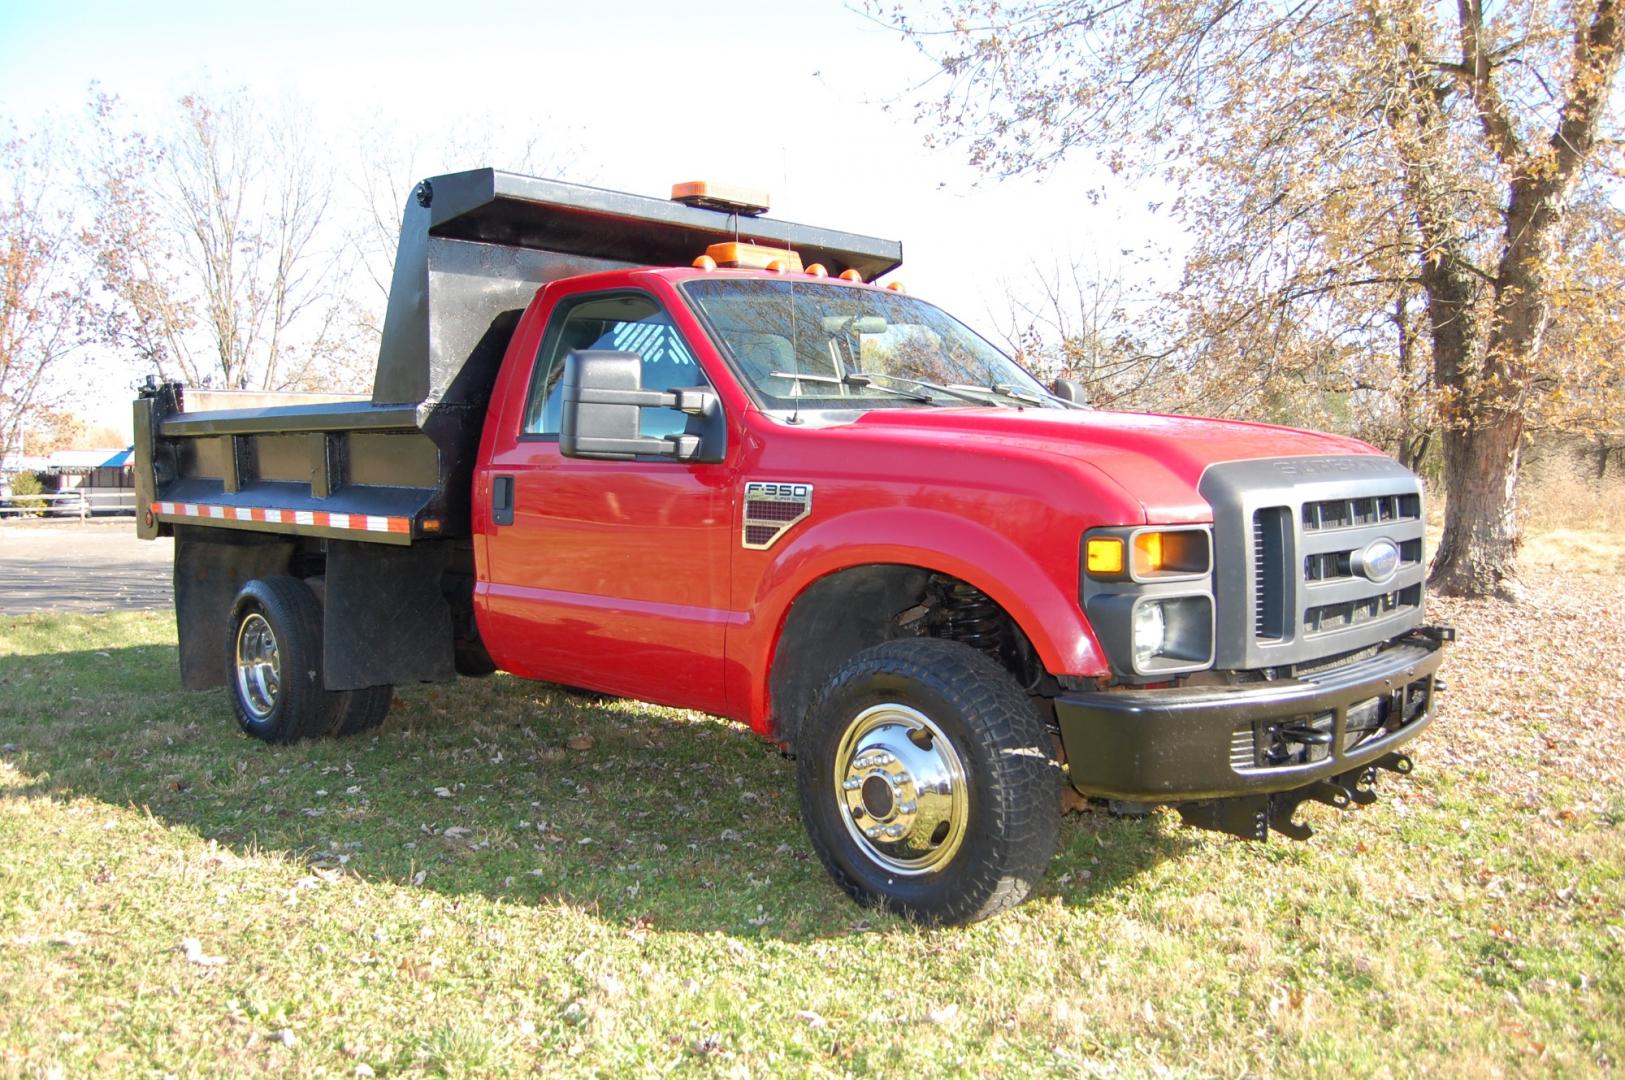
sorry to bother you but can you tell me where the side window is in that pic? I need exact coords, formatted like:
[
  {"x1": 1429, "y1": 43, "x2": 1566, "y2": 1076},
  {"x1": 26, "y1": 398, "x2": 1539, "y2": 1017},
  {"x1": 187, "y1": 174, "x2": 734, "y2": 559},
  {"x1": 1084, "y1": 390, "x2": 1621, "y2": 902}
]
[{"x1": 522, "y1": 293, "x2": 705, "y2": 440}]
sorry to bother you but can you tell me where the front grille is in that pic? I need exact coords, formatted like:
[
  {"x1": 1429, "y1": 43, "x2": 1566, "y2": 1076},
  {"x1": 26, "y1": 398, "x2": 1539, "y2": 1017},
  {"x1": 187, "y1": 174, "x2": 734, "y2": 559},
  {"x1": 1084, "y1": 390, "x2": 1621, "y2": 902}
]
[
  {"x1": 1302, "y1": 493, "x2": 1421, "y2": 531},
  {"x1": 1304, "y1": 538, "x2": 1423, "y2": 583},
  {"x1": 1252, "y1": 508, "x2": 1289, "y2": 641},
  {"x1": 1305, "y1": 583, "x2": 1423, "y2": 635},
  {"x1": 1200, "y1": 456, "x2": 1427, "y2": 671}
]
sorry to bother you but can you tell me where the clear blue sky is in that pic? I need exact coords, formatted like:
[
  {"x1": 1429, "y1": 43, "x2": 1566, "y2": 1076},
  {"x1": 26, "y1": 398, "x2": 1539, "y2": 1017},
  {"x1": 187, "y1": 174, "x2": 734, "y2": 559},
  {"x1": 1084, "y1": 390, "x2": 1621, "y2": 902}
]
[{"x1": 1, "y1": 0, "x2": 1175, "y2": 435}]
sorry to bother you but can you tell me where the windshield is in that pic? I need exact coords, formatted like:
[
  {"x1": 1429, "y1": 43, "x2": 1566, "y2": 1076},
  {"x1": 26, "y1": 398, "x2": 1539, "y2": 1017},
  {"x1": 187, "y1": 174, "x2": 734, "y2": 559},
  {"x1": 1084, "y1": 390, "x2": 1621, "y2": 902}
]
[{"x1": 680, "y1": 278, "x2": 1059, "y2": 412}]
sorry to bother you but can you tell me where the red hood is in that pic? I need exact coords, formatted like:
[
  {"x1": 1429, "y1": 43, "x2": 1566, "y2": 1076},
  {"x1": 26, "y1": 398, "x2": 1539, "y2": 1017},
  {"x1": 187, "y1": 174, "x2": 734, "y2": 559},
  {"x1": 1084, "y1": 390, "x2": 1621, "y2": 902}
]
[{"x1": 850, "y1": 407, "x2": 1383, "y2": 523}]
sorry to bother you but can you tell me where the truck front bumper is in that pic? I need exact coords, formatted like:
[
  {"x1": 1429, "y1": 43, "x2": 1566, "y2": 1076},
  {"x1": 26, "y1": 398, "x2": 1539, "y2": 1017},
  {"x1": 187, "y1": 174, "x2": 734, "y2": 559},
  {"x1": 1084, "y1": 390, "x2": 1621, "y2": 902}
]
[{"x1": 1056, "y1": 629, "x2": 1448, "y2": 809}]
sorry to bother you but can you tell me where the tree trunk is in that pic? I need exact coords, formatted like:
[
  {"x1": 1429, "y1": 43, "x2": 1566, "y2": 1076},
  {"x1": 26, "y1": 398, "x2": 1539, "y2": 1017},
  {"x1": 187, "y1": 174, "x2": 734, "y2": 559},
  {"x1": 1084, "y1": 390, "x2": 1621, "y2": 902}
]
[{"x1": 1430, "y1": 415, "x2": 1523, "y2": 598}]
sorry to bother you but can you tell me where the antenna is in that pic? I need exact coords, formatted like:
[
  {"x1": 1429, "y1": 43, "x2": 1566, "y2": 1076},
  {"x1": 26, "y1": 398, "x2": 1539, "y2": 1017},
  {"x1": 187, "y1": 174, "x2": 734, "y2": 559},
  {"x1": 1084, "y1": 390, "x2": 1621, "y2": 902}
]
[{"x1": 783, "y1": 144, "x2": 803, "y2": 426}]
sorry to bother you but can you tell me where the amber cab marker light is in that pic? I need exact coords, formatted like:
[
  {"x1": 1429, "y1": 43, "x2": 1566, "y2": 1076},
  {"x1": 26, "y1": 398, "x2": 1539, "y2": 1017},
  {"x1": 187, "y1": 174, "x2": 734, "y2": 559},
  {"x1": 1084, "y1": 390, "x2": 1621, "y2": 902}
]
[
  {"x1": 839, "y1": 269, "x2": 864, "y2": 282},
  {"x1": 692, "y1": 254, "x2": 717, "y2": 270},
  {"x1": 806, "y1": 263, "x2": 828, "y2": 277},
  {"x1": 886, "y1": 280, "x2": 907, "y2": 293},
  {"x1": 1086, "y1": 538, "x2": 1124, "y2": 576},
  {"x1": 704, "y1": 241, "x2": 804, "y2": 273}
]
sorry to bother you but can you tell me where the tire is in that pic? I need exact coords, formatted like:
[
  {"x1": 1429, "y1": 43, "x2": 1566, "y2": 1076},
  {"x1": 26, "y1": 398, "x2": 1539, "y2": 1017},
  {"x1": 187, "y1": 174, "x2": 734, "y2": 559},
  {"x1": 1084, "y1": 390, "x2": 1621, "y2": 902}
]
[
  {"x1": 796, "y1": 638, "x2": 1060, "y2": 925},
  {"x1": 228, "y1": 576, "x2": 337, "y2": 744},
  {"x1": 326, "y1": 684, "x2": 395, "y2": 737}
]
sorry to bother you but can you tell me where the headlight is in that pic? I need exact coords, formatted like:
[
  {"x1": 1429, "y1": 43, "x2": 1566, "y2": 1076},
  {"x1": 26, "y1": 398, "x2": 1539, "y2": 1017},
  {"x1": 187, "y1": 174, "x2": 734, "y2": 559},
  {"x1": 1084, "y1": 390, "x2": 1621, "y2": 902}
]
[
  {"x1": 1081, "y1": 526, "x2": 1217, "y2": 680},
  {"x1": 1129, "y1": 596, "x2": 1215, "y2": 673},
  {"x1": 1133, "y1": 600, "x2": 1167, "y2": 668}
]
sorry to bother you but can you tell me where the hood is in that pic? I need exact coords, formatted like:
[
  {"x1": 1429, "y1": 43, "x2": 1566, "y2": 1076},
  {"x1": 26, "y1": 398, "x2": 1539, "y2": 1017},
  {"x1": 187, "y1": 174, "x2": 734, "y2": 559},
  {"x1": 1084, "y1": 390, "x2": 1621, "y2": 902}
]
[{"x1": 850, "y1": 407, "x2": 1383, "y2": 523}]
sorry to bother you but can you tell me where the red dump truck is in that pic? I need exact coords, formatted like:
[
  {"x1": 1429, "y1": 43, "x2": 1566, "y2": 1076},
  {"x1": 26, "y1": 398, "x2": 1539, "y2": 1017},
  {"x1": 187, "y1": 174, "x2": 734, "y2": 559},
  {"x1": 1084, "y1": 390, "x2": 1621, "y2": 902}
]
[{"x1": 135, "y1": 170, "x2": 1450, "y2": 923}]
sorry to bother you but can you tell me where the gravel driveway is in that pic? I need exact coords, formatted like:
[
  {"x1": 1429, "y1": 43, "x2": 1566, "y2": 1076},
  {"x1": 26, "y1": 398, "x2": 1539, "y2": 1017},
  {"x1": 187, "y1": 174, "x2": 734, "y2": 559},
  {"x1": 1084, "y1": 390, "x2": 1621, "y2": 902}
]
[{"x1": 0, "y1": 520, "x2": 173, "y2": 614}]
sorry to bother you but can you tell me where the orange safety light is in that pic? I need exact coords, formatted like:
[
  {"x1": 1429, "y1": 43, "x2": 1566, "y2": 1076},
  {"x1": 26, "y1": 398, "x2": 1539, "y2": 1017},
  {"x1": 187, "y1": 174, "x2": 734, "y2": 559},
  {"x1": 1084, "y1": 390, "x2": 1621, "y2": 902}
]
[
  {"x1": 806, "y1": 263, "x2": 828, "y2": 277},
  {"x1": 1133, "y1": 532, "x2": 1164, "y2": 574},
  {"x1": 839, "y1": 269, "x2": 863, "y2": 282},
  {"x1": 1086, "y1": 538, "x2": 1124, "y2": 576},
  {"x1": 705, "y1": 241, "x2": 804, "y2": 273},
  {"x1": 692, "y1": 254, "x2": 717, "y2": 270},
  {"x1": 670, "y1": 181, "x2": 770, "y2": 216},
  {"x1": 886, "y1": 280, "x2": 907, "y2": 293}
]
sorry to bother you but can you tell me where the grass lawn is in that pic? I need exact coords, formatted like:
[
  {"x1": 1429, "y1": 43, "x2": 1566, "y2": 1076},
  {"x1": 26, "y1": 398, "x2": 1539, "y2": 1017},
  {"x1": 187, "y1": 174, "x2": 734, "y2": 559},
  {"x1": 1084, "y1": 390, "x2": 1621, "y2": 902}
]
[{"x1": 1, "y1": 541, "x2": 1622, "y2": 1077}]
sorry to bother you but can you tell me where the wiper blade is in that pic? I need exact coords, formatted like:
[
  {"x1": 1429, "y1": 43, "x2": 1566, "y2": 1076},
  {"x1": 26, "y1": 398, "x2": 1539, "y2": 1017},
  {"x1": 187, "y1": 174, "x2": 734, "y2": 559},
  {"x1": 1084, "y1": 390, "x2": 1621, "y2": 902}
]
[
  {"x1": 857, "y1": 372, "x2": 1000, "y2": 406},
  {"x1": 767, "y1": 371, "x2": 934, "y2": 403},
  {"x1": 948, "y1": 382, "x2": 1048, "y2": 406}
]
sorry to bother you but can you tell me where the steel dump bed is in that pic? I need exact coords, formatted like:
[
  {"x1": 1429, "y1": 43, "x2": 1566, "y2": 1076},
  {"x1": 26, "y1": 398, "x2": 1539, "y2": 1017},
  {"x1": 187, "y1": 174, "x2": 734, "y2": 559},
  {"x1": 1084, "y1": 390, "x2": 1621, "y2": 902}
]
[{"x1": 136, "y1": 168, "x2": 902, "y2": 545}]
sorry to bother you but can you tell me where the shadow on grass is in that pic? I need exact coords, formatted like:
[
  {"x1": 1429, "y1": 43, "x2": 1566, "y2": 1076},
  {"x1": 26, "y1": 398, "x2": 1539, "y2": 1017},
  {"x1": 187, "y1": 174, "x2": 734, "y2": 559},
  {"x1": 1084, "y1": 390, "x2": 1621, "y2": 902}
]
[{"x1": 0, "y1": 641, "x2": 1188, "y2": 938}]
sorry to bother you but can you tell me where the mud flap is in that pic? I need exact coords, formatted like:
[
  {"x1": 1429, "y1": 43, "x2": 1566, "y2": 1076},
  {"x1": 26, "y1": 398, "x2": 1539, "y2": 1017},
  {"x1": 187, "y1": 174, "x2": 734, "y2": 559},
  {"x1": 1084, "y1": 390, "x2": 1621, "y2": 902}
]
[{"x1": 1176, "y1": 752, "x2": 1415, "y2": 841}]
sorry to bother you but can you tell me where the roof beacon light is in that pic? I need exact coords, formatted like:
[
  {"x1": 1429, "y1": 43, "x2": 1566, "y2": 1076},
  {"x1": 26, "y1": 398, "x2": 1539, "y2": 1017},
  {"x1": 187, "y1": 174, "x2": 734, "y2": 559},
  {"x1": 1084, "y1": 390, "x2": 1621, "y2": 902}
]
[
  {"x1": 806, "y1": 263, "x2": 829, "y2": 277},
  {"x1": 886, "y1": 280, "x2": 907, "y2": 293},
  {"x1": 692, "y1": 254, "x2": 718, "y2": 271},
  {"x1": 671, "y1": 181, "x2": 770, "y2": 216},
  {"x1": 705, "y1": 241, "x2": 804, "y2": 273},
  {"x1": 839, "y1": 269, "x2": 864, "y2": 282}
]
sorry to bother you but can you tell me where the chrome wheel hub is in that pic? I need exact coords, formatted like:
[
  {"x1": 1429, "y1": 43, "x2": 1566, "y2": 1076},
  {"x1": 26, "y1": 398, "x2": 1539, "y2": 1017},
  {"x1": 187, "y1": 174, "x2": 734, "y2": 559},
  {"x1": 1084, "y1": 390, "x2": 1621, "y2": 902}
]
[
  {"x1": 834, "y1": 703, "x2": 968, "y2": 875},
  {"x1": 235, "y1": 612, "x2": 281, "y2": 720}
]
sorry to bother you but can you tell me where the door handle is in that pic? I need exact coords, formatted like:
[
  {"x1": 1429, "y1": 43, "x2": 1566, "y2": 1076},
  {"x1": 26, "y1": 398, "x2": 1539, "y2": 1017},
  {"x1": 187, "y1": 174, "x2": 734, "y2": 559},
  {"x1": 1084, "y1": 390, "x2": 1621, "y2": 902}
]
[{"x1": 492, "y1": 475, "x2": 515, "y2": 526}]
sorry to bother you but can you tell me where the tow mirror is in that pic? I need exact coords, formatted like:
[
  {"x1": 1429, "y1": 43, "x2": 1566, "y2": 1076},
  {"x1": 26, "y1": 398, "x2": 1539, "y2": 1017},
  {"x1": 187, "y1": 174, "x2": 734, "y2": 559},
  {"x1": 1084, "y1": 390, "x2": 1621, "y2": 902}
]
[
  {"x1": 559, "y1": 350, "x2": 724, "y2": 462},
  {"x1": 1051, "y1": 377, "x2": 1088, "y2": 405}
]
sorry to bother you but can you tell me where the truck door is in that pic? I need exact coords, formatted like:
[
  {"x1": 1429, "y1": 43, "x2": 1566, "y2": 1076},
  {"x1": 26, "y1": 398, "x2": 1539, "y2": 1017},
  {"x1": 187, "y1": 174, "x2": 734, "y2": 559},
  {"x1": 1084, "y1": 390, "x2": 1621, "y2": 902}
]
[{"x1": 478, "y1": 289, "x2": 734, "y2": 715}]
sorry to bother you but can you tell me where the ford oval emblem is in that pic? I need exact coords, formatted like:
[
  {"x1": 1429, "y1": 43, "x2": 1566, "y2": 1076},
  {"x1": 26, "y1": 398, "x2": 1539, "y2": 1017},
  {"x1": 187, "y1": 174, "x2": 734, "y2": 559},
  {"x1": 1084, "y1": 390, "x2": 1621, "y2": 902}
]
[{"x1": 1353, "y1": 538, "x2": 1401, "y2": 583}]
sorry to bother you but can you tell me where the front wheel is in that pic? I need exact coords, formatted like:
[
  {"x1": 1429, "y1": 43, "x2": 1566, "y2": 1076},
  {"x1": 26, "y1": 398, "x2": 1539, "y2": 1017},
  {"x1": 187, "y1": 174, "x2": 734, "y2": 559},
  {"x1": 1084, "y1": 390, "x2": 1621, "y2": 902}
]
[{"x1": 796, "y1": 638, "x2": 1060, "y2": 925}]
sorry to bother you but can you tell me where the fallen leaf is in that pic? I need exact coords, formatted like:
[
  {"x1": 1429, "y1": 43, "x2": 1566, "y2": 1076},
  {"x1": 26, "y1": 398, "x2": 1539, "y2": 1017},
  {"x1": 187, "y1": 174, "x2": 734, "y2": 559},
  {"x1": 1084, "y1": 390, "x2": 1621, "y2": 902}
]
[
  {"x1": 567, "y1": 735, "x2": 595, "y2": 752},
  {"x1": 181, "y1": 938, "x2": 224, "y2": 966}
]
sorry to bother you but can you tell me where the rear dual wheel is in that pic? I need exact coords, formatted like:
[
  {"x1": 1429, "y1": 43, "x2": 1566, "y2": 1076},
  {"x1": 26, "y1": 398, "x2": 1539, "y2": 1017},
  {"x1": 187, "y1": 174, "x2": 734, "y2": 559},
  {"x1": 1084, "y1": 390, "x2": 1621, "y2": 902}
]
[{"x1": 229, "y1": 576, "x2": 392, "y2": 743}]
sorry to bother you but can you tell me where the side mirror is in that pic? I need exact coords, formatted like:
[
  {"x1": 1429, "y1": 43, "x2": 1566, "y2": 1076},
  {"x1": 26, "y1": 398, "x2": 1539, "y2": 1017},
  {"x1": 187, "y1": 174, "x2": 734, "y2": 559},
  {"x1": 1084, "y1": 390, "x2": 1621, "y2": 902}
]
[
  {"x1": 559, "y1": 350, "x2": 724, "y2": 462},
  {"x1": 1051, "y1": 377, "x2": 1088, "y2": 405}
]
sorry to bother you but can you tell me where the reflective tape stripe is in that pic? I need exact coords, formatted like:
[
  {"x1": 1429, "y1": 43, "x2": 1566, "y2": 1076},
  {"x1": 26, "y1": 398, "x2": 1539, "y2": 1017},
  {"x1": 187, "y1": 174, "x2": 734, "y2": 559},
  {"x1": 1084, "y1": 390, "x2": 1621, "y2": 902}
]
[{"x1": 149, "y1": 500, "x2": 412, "y2": 536}]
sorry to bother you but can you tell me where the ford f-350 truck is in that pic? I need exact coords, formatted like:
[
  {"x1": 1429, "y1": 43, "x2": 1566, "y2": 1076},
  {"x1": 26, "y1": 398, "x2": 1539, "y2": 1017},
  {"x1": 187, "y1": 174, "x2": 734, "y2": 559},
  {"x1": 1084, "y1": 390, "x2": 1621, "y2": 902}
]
[{"x1": 135, "y1": 169, "x2": 1451, "y2": 924}]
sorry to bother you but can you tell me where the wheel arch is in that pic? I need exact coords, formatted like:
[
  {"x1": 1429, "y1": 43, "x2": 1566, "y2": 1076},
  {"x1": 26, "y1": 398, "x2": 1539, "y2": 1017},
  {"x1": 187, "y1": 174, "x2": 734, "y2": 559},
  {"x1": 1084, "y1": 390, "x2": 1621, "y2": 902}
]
[{"x1": 743, "y1": 507, "x2": 1110, "y2": 740}]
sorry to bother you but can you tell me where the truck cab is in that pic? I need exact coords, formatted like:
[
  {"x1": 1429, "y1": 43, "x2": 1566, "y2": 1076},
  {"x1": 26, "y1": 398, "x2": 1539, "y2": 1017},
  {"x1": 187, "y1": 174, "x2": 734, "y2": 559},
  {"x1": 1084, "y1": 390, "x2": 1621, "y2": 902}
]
[{"x1": 136, "y1": 169, "x2": 1449, "y2": 924}]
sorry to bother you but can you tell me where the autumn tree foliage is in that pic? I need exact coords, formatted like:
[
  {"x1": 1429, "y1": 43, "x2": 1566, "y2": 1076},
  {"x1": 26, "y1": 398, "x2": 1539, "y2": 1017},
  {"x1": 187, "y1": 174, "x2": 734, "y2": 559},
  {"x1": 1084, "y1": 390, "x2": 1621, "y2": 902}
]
[
  {"x1": 0, "y1": 130, "x2": 85, "y2": 459},
  {"x1": 80, "y1": 90, "x2": 366, "y2": 393},
  {"x1": 878, "y1": 0, "x2": 1624, "y2": 599}
]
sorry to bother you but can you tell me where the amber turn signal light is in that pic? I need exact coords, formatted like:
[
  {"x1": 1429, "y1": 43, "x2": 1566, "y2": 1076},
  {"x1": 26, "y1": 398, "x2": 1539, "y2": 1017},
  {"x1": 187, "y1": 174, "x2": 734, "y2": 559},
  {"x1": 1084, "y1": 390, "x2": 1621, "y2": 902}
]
[
  {"x1": 1085, "y1": 538, "x2": 1124, "y2": 576},
  {"x1": 1134, "y1": 532, "x2": 1164, "y2": 574},
  {"x1": 1130, "y1": 530, "x2": 1210, "y2": 577}
]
